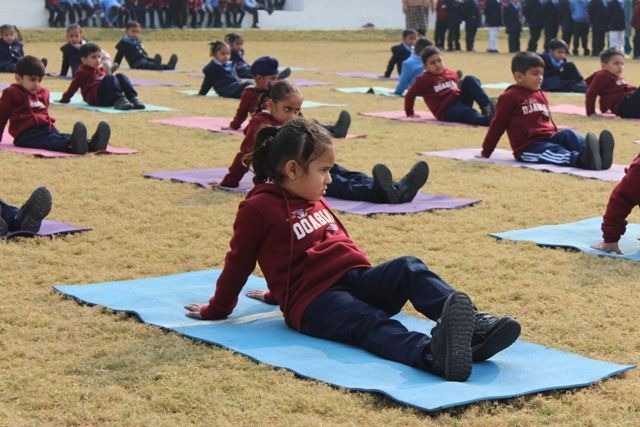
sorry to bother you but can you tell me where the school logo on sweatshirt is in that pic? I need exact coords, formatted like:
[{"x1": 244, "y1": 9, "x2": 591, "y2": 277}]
[
  {"x1": 433, "y1": 80, "x2": 458, "y2": 93},
  {"x1": 520, "y1": 100, "x2": 549, "y2": 116},
  {"x1": 29, "y1": 99, "x2": 46, "y2": 110},
  {"x1": 291, "y1": 208, "x2": 337, "y2": 240}
]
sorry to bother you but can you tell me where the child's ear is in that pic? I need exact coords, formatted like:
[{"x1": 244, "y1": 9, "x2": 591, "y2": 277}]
[
  {"x1": 14, "y1": 74, "x2": 21, "y2": 84},
  {"x1": 513, "y1": 71, "x2": 523, "y2": 83},
  {"x1": 283, "y1": 160, "x2": 299, "y2": 180}
]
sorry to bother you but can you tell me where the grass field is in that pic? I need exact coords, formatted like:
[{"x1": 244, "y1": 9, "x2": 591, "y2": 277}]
[{"x1": 1, "y1": 28, "x2": 639, "y2": 425}]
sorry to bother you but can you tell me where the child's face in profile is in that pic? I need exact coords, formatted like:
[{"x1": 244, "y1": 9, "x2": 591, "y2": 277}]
[
  {"x1": 425, "y1": 53, "x2": 444, "y2": 75},
  {"x1": 551, "y1": 48, "x2": 567, "y2": 61},
  {"x1": 15, "y1": 74, "x2": 42, "y2": 94},
  {"x1": 254, "y1": 74, "x2": 278, "y2": 90},
  {"x1": 213, "y1": 45, "x2": 231, "y2": 63},
  {"x1": 81, "y1": 51, "x2": 103, "y2": 69},
  {"x1": 514, "y1": 66, "x2": 544, "y2": 91},
  {"x1": 267, "y1": 93, "x2": 303, "y2": 124},
  {"x1": 125, "y1": 26, "x2": 141, "y2": 40},
  {"x1": 230, "y1": 39, "x2": 244, "y2": 52},
  {"x1": 281, "y1": 145, "x2": 336, "y2": 202},
  {"x1": 403, "y1": 34, "x2": 417, "y2": 47},
  {"x1": 67, "y1": 29, "x2": 83, "y2": 46},
  {"x1": 602, "y1": 55, "x2": 624, "y2": 76},
  {"x1": 2, "y1": 30, "x2": 15, "y2": 44}
]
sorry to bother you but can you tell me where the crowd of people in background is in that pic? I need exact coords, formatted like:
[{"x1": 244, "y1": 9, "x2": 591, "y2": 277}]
[
  {"x1": 403, "y1": 0, "x2": 640, "y2": 58},
  {"x1": 44, "y1": 0, "x2": 286, "y2": 29}
]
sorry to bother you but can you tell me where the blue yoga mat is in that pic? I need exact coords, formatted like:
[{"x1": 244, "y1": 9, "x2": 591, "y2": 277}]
[
  {"x1": 490, "y1": 217, "x2": 640, "y2": 261},
  {"x1": 54, "y1": 270, "x2": 633, "y2": 412},
  {"x1": 49, "y1": 92, "x2": 173, "y2": 113}
]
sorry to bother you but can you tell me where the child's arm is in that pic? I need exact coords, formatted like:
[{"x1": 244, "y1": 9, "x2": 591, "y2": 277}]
[
  {"x1": 228, "y1": 87, "x2": 253, "y2": 129},
  {"x1": 198, "y1": 66, "x2": 216, "y2": 96},
  {"x1": 585, "y1": 73, "x2": 600, "y2": 116},
  {"x1": 383, "y1": 45, "x2": 398, "y2": 78},
  {"x1": 394, "y1": 62, "x2": 412, "y2": 95},
  {"x1": 60, "y1": 46, "x2": 70, "y2": 77},
  {"x1": 112, "y1": 44, "x2": 124, "y2": 70},
  {"x1": 59, "y1": 75, "x2": 82, "y2": 103},
  {"x1": 0, "y1": 91, "x2": 12, "y2": 142},
  {"x1": 404, "y1": 77, "x2": 423, "y2": 117},
  {"x1": 480, "y1": 94, "x2": 512, "y2": 158}
]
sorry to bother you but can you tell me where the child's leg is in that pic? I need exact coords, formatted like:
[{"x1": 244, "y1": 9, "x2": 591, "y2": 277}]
[
  {"x1": 559, "y1": 62, "x2": 583, "y2": 82},
  {"x1": 97, "y1": 75, "x2": 126, "y2": 106},
  {"x1": 465, "y1": 23, "x2": 477, "y2": 51},
  {"x1": 519, "y1": 129, "x2": 589, "y2": 167},
  {"x1": 0, "y1": 187, "x2": 51, "y2": 233},
  {"x1": 325, "y1": 164, "x2": 380, "y2": 203},
  {"x1": 617, "y1": 88, "x2": 640, "y2": 118},
  {"x1": 113, "y1": 74, "x2": 139, "y2": 101},
  {"x1": 458, "y1": 75, "x2": 490, "y2": 110},
  {"x1": 131, "y1": 58, "x2": 157, "y2": 69},
  {"x1": 487, "y1": 27, "x2": 499, "y2": 51},
  {"x1": 13, "y1": 126, "x2": 87, "y2": 154},
  {"x1": 442, "y1": 100, "x2": 490, "y2": 126},
  {"x1": 0, "y1": 198, "x2": 19, "y2": 232}
]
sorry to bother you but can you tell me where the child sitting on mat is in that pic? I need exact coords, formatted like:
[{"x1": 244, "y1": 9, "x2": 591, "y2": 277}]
[
  {"x1": 394, "y1": 37, "x2": 433, "y2": 96},
  {"x1": 540, "y1": 38, "x2": 586, "y2": 93},
  {"x1": 0, "y1": 56, "x2": 110, "y2": 155},
  {"x1": 219, "y1": 80, "x2": 426, "y2": 204},
  {"x1": 404, "y1": 46, "x2": 494, "y2": 126},
  {"x1": 0, "y1": 187, "x2": 52, "y2": 237},
  {"x1": 185, "y1": 118, "x2": 521, "y2": 381},
  {"x1": 59, "y1": 24, "x2": 113, "y2": 78},
  {"x1": 59, "y1": 43, "x2": 145, "y2": 110},
  {"x1": 481, "y1": 52, "x2": 615, "y2": 171},
  {"x1": 591, "y1": 153, "x2": 640, "y2": 254},
  {"x1": 0, "y1": 24, "x2": 24, "y2": 73},
  {"x1": 113, "y1": 21, "x2": 178, "y2": 71},
  {"x1": 585, "y1": 48, "x2": 640, "y2": 118},
  {"x1": 384, "y1": 29, "x2": 417, "y2": 78},
  {"x1": 199, "y1": 40, "x2": 250, "y2": 98}
]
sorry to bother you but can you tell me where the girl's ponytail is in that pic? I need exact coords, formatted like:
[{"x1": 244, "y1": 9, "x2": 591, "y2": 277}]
[
  {"x1": 209, "y1": 40, "x2": 227, "y2": 57},
  {"x1": 246, "y1": 126, "x2": 280, "y2": 184}
]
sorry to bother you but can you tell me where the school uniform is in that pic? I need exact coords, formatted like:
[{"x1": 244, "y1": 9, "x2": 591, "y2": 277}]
[
  {"x1": 114, "y1": 36, "x2": 170, "y2": 70},
  {"x1": 394, "y1": 52, "x2": 425, "y2": 95},
  {"x1": 542, "y1": 0, "x2": 561, "y2": 48},
  {"x1": 462, "y1": 0, "x2": 481, "y2": 51},
  {"x1": 59, "y1": 42, "x2": 83, "y2": 77},
  {"x1": 503, "y1": 1, "x2": 522, "y2": 53},
  {"x1": 228, "y1": 86, "x2": 267, "y2": 129},
  {"x1": 559, "y1": 0, "x2": 574, "y2": 45},
  {"x1": 0, "y1": 39, "x2": 23, "y2": 73},
  {"x1": 446, "y1": 0, "x2": 464, "y2": 50},
  {"x1": 198, "y1": 58, "x2": 250, "y2": 98},
  {"x1": 607, "y1": 0, "x2": 626, "y2": 52},
  {"x1": 435, "y1": 0, "x2": 448, "y2": 48},
  {"x1": 570, "y1": 0, "x2": 591, "y2": 54},
  {"x1": 384, "y1": 43, "x2": 412, "y2": 78},
  {"x1": 589, "y1": 0, "x2": 608, "y2": 55},
  {"x1": 484, "y1": 0, "x2": 503, "y2": 51},
  {"x1": 60, "y1": 64, "x2": 138, "y2": 106},
  {"x1": 540, "y1": 51, "x2": 586, "y2": 92},
  {"x1": 585, "y1": 69, "x2": 640, "y2": 117},
  {"x1": 601, "y1": 154, "x2": 640, "y2": 243},
  {"x1": 523, "y1": 0, "x2": 544, "y2": 51},
  {"x1": 231, "y1": 48, "x2": 253, "y2": 79}
]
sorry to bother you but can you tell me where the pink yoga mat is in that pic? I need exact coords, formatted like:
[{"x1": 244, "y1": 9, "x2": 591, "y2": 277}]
[
  {"x1": 290, "y1": 78, "x2": 333, "y2": 87},
  {"x1": 549, "y1": 104, "x2": 616, "y2": 118},
  {"x1": 326, "y1": 71, "x2": 398, "y2": 81},
  {"x1": 151, "y1": 116, "x2": 365, "y2": 139},
  {"x1": 4, "y1": 219, "x2": 90, "y2": 239},
  {"x1": 0, "y1": 130, "x2": 137, "y2": 158},
  {"x1": 143, "y1": 168, "x2": 480, "y2": 215},
  {"x1": 129, "y1": 77, "x2": 188, "y2": 87},
  {"x1": 420, "y1": 148, "x2": 625, "y2": 182},
  {"x1": 360, "y1": 110, "x2": 478, "y2": 128}
]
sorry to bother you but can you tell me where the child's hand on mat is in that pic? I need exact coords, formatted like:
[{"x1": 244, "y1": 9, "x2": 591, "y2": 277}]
[
  {"x1": 590, "y1": 241, "x2": 623, "y2": 254},
  {"x1": 184, "y1": 303, "x2": 206, "y2": 319},
  {"x1": 209, "y1": 180, "x2": 221, "y2": 188},
  {"x1": 246, "y1": 289, "x2": 268, "y2": 302}
]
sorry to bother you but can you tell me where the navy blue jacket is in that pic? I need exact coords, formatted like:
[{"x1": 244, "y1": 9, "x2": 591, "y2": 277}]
[
  {"x1": 463, "y1": 0, "x2": 481, "y2": 26},
  {"x1": 503, "y1": 3, "x2": 523, "y2": 33},
  {"x1": 60, "y1": 43, "x2": 82, "y2": 77},
  {"x1": 484, "y1": 0, "x2": 503, "y2": 26},
  {"x1": 114, "y1": 37, "x2": 152, "y2": 68},
  {"x1": 606, "y1": 0, "x2": 625, "y2": 31},
  {"x1": 446, "y1": 0, "x2": 465, "y2": 25},
  {"x1": 523, "y1": 0, "x2": 544, "y2": 28},
  {"x1": 199, "y1": 60, "x2": 247, "y2": 98},
  {"x1": 0, "y1": 39, "x2": 23, "y2": 71},
  {"x1": 384, "y1": 43, "x2": 411, "y2": 78},
  {"x1": 589, "y1": 0, "x2": 608, "y2": 31}
]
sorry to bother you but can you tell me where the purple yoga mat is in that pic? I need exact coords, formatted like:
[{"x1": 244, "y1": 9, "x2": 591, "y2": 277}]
[
  {"x1": 0, "y1": 130, "x2": 137, "y2": 158},
  {"x1": 420, "y1": 148, "x2": 626, "y2": 182},
  {"x1": 151, "y1": 116, "x2": 365, "y2": 139},
  {"x1": 0, "y1": 82, "x2": 8, "y2": 90},
  {"x1": 360, "y1": 110, "x2": 478, "y2": 128},
  {"x1": 144, "y1": 168, "x2": 480, "y2": 215},
  {"x1": 326, "y1": 71, "x2": 398, "y2": 81},
  {"x1": 4, "y1": 219, "x2": 90, "y2": 240},
  {"x1": 290, "y1": 78, "x2": 333, "y2": 87},
  {"x1": 128, "y1": 77, "x2": 188, "y2": 87},
  {"x1": 549, "y1": 104, "x2": 616, "y2": 118}
]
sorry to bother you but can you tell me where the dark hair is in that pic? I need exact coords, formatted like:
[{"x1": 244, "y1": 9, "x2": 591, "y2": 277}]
[
  {"x1": 600, "y1": 47, "x2": 624, "y2": 63},
  {"x1": 511, "y1": 51, "x2": 545, "y2": 73},
  {"x1": 256, "y1": 79, "x2": 302, "y2": 114},
  {"x1": 420, "y1": 46, "x2": 441, "y2": 63},
  {"x1": 414, "y1": 38, "x2": 433, "y2": 56},
  {"x1": 225, "y1": 32, "x2": 243, "y2": 45},
  {"x1": 125, "y1": 20, "x2": 141, "y2": 30},
  {"x1": 15, "y1": 56, "x2": 45, "y2": 77},
  {"x1": 1, "y1": 24, "x2": 22, "y2": 42},
  {"x1": 402, "y1": 29, "x2": 418, "y2": 39},
  {"x1": 548, "y1": 38, "x2": 568, "y2": 52},
  {"x1": 209, "y1": 40, "x2": 228, "y2": 57},
  {"x1": 79, "y1": 43, "x2": 101, "y2": 57},
  {"x1": 66, "y1": 23, "x2": 82, "y2": 34},
  {"x1": 247, "y1": 118, "x2": 333, "y2": 185}
]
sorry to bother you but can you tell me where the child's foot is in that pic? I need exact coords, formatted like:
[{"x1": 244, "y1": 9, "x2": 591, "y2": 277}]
[
  {"x1": 456, "y1": 69, "x2": 463, "y2": 80},
  {"x1": 89, "y1": 121, "x2": 111, "y2": 152},
  {"x1": 153, "y1": 54, "x2": 163, "y2": 70},
  {"x1": 598, "y1": 130, "x2": 615, "y2": 170},
  {"x1": 331, "y1": 110, "x2": 351, "y2": 138},
  {"x1": 69, "y1": 122, "x2": 88, "y2": 154},
  {"x1": 481, "y1": 98, "x2": 496, "y2": 118},
  {"x1": 278, "y1": 67, "x2": 291, "y2": 80},
  {"x1": 576, "y1": 133, "x2": 601, "y2": 170},
  {"x1": 167, "y1": 54, "x2": 178, "y2": 70},
  {"x1": 471, "y1": 312, "x2": 521, "y2": 361},
  {"x1": 425, "y1": 292, "x2": 474, "y2": 381},
  {"x1": 129, "y1": 97, "x2": 146, "y2": 110},
  {"x1": 397, "y1": 161, "x2": 429, "y2": 203},
  {"x1": 0, "y1": 212, "x2": 8, "y2": 237},
  {"x1": 114, "y1": 96, "x2": 133, "y2": 110},
  {"x1": 15, "y1": 187, "x2": 52, "y2": 233},
  {"x1": 372, "y1": 164, "x2": 399, "y2": 204}
]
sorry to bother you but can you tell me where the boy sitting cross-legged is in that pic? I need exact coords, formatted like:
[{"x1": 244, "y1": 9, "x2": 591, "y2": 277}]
[
  {"x1": 0, "y1": 56, "x2": 109, "y2": 155},
  {"x1": 60, "y1": 42, "x2": 145, "y2": 111},
  {"x1": 481, "y1": 52, "x2": 614, "y2": 171}
]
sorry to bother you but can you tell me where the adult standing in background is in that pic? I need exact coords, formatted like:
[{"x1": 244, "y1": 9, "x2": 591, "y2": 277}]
[
  {"x1": 484, "y1": 0, "x2": 502, "y2": 52},
  {"x1": 170, "y1": 0, "x2": 188, "y2": 28},
  {"x1": 570, "y1": 0, "x2": 590, "y2": 55},
  {"x1": 403, "y1": 0, "x2": 434, "y2": 36}
]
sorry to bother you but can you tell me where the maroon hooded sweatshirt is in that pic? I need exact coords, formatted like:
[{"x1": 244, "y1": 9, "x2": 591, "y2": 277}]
[
  {"x1": 601, "y1": 154, "x2": 640, "y2": 243},
  {"x1": 0, "y1": 84, "x2": 55, "y2": 140}
]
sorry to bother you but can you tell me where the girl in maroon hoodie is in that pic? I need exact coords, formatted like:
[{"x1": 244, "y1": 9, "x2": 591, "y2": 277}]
[{"x1": 185, "y1": 118, "x2": 521, "y2": 381}]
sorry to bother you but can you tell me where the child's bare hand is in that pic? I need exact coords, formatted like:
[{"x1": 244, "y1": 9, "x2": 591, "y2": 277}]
[
  {"x1": 590, "y1": 241, "x2": 623, "y2": 254},
  {"x1": 246, "y1": 289, "x2": 268, "y2": 302},
  {"x1": 184, "y1": 303, "x2": 206, "y2": 319}
]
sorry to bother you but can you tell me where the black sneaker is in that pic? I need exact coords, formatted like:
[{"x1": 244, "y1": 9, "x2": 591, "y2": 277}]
[
  {"x1": 153, "y1": 54, "x2": 163, "y2": 70},
  {"x1": 598, "y1": 130, "x2": 615, "y2": 170},
  {"x1": 114, "y1": 96, "x2": 133, "y2": 110},
  {"x1": 167, "y1": 54, "x2": 178, "y2": 70},
  {"x1": 425, "y1": 292, "x2": 474, "y2": 381},
  {"x1": 576, "y1": 132, "x2": 601, "y2": 170},
  {"x1": 0, "y1": 211, "x2": 8, "y2": 237},
  {"x1": 397, "y1": 161, "x2": 429, "y2": 203},
  {"x1": 372, "y1": 164, "x2": 399, "y2": 204},
  {"x1": 89, "y1": 121, "x2": 111, "y2": 152},
  {"x1": 471, "y1": 312, "x2": 521, "y2": 361},
  {"x1": 331, "y1": 110, "x2": 351, "y2": 138},
  {"x1": 481, "y1": 98, "x2": 496, "y2": 118},
  {"x1": 69, "y1": 122, "x2": 88, "y2": 154},
  {"x1": 15, "y1": 187, "x2": 52, "y2": 233},
  {"x1": 278, "y1": 67, "x2": 291, "y2": 80},
  {"x1": 129, "y1": 97, "x2": 146, "y2": 110},
  {"x1": 456, "y1": 69, "x2": 463, "y2": 80}
]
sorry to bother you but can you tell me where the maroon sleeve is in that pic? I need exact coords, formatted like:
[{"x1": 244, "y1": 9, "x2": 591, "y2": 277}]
[
  {"x1": 229, "y1": 87, "x2": 253, "y2": 130},
  {"x1": 585, "y1": 73, "x2": 600, "y2": 116},
  {"x1": 481, "y1": 91, "x2": 513, "y2": 158},
  {"x1": 601, "y1": 156, "x2": 640, "y2": 243},
  {"x1": 0, "y1": 89, "x2": 12, "y2": 139},
  {"x1": 60, "y1": 72, "x2": 83, "y2": 103},
  {"x1": 404, "y1": 75, "x2": 423, "y2": 116}
]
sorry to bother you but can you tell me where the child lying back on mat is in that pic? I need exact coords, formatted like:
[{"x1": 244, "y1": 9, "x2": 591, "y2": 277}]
[
  {"x1": 591, "y1": 153, "x2": 640, "y2": 254},
  {"x1": 0, "y1": 187, "x2": 51, "y2": 237},
  {"x1": 0, "y1": 56, "x2": 110, "y2": 155},
  {"x1": 404, "y1": 46, "x2": 494, "y2": 126},
  {"x1": 585, "y1": 48, "x2": 640, "y2": 118},
  {"x1": 481, "y1": 52, "x2": 615, "y2": 171},
  {"x1": 219, "y1": 80, "x2": 428, "y2": 204},
  {"x1": 185, "y1": 118, "x2": 521, "y2": 382}
]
